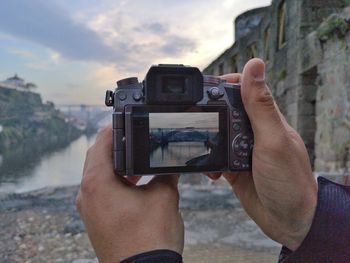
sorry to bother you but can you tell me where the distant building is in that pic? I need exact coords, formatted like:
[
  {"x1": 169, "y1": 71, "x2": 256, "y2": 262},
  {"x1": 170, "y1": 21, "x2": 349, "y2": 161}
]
[
  {"x1": 0, "y1": 74, "x2": 37, "y2": 92},
  {"x1": 203, "y1": 0, "x2": 350, "y2": 172}
]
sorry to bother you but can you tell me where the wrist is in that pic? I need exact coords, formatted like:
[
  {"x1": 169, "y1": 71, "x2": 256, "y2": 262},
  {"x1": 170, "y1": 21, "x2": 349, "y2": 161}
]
[{"x1": 283, "y1": 189, "x2": 318, "y2": 251}]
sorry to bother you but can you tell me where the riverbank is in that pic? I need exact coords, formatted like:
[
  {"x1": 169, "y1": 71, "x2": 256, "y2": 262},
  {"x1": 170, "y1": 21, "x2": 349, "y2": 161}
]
[{"x1": 0, "y1": 183, "x2": 280, "y2": 263}]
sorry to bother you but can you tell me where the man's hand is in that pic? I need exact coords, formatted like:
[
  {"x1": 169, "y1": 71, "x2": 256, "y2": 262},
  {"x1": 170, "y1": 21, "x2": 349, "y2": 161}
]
[
  {"x1": 76, "y1": 126, "x2": 184, "y2": 263},
  {"x1": 211, "y1": 59, "x2": 318, "y2": 251}
]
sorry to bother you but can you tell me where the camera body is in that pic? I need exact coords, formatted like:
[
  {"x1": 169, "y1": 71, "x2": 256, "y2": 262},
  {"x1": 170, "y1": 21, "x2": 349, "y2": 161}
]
[{"x1": 105, "y1": 64, "x2": 253, "y2": 176}]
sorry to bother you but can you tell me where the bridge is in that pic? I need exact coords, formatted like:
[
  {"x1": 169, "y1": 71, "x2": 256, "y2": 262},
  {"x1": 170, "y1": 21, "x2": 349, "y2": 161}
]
[
  {"x1": 150, "y1": 128, "x2": 212, "y2": 146},
  {"x1": 56, "y1": 104, "x2": 111, "y2": 131}
]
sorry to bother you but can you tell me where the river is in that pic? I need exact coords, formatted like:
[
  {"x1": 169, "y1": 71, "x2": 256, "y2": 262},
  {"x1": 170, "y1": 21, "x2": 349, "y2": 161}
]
[{"x1": 0, "y1": 134, "x2": 97, "y2": 193}]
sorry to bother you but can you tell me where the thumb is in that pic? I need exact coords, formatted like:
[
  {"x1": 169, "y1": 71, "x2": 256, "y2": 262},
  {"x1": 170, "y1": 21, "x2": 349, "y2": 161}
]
[{"x1": 241, "y1": 59, "x2": 284, "y2": 140}]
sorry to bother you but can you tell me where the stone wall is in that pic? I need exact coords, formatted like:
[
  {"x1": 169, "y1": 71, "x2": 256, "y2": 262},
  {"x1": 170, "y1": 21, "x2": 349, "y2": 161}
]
[
  {"x1": 314, "y1": 9, "x2": 350, "y2": 172},
  {"x1": 203, "y1": 0, "x2": 350, "y2": 172}
]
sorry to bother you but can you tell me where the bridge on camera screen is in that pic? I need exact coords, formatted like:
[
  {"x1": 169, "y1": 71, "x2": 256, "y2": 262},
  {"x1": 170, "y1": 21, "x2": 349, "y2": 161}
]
[{"x1": 150, "y1": 128, "x2": 217, "y2": 145}]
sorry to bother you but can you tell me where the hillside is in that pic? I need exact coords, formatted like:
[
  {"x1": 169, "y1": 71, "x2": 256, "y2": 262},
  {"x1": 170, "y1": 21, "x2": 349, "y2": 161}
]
[{"x1": 0, "y1": 87, "x2": 81, "y2": 152}]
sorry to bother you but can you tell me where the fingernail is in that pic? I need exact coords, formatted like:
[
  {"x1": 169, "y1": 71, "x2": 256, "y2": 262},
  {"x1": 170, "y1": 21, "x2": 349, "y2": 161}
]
[
  {"x1": 251, "y1": 61, "x2": 266, "y2": 82},
  {"x1": 254, "y1": 68, "x2": 265, "y2": 82}
]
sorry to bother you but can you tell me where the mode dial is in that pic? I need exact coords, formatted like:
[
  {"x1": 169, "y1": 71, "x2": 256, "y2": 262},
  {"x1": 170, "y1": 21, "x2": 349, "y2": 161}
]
[{"x1": 117, "y1": 77, "x2": 139, "y2": 88}]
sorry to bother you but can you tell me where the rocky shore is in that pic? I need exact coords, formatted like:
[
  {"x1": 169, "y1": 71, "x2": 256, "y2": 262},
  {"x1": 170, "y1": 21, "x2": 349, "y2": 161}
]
[{"x1": 0, "y1": 183, "x2": 280, "y2": 263}]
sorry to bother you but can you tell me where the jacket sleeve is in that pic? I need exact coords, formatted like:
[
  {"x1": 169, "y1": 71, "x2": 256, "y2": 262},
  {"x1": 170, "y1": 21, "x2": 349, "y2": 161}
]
[
  {"x1": 120, "y1": 250, "x2": 183, "y2": 263},
  {"x1": 279, "y1": 177, "x2": 350, "y2": 262}
]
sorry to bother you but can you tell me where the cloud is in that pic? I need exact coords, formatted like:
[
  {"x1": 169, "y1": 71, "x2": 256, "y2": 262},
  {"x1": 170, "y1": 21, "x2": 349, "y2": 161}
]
[
  {"x1": 161, "y1": 35, "x2": 196, "y2": 55},
  {"x1": 0, "y1": 0, "x2": 271, "y2": 105},
  {"x1": 134, "y1": 22, "x2": 168, "y2": 34},
  {"x1": 0, "y1": 0, "x2": 198, "y2": 74},
  {"x1": 7, "y1": 48, "x2": 37, "y2": 59},
  {"x1": 0, "y1": 0, "x2": 126, "y2": 63}
]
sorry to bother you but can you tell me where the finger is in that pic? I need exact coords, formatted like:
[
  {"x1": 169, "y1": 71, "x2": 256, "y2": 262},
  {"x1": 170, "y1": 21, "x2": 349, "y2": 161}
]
[
  {"x1": 220, "y1": 73, "x2": 241, "y2": 84},
  {"x1": 125, "y1": 176, "x2": 142, "y2": 185},
  {"x1": 241, "y1": 59, "x2": 285, "y2": 141},
  {"x1": 148, "y1": 175, "x2": 180, "y2": 208},
  {"x1": 205, "y1": 172, "x2": 222, "y2": 180},
  {"x1": 222, "y1": 172, "x2": 241, "y2": 185},
  {"x1": 149, "y1": 174, "x2": 180, "y2": 190}
]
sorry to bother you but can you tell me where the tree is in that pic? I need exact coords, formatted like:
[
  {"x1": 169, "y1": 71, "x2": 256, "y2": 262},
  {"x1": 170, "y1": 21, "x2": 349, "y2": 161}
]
[{"x1": 25, "y1": 82, "x2": 37, "y2": 92}]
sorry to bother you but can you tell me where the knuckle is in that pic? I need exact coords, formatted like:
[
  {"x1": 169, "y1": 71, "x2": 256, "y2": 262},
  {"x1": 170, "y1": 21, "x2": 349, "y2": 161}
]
[
  {"x1": 96, "y1": 125, "x2": 111, "y2": 141},
  {"x1": 81, "y1": 172, "x2": 98, "y2": 194},
  {"x1": 255, "y1": 87, "x2": 275, "y2": 108}
]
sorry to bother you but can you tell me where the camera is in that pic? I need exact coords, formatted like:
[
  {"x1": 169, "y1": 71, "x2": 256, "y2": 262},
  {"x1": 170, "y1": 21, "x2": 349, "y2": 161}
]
[{"x1": 105, "y1": 64, "x2": 253, "y2": 176}]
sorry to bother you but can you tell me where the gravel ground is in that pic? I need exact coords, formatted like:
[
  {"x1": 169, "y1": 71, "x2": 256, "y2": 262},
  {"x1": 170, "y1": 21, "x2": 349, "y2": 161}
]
[{"x1": 0, "y1": 184, "x2": 280, "y2": 263}]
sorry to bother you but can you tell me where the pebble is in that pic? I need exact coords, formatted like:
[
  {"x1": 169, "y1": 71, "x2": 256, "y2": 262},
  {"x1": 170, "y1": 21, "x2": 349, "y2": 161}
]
[
  {"x1": 38, "y1": 245, "x2": 44, "y2": 252},
  {"x1": 19, "y1": 244, "x2": 27, "y2": 249}
]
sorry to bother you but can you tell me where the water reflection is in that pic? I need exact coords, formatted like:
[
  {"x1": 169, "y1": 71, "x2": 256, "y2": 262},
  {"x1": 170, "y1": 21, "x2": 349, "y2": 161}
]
[
  {"x1": 0, "y1": 134, "x2": 96, "y2": 193},
  {"x1": 150, "y1": 141, "x2": 210, "y2": 167}
]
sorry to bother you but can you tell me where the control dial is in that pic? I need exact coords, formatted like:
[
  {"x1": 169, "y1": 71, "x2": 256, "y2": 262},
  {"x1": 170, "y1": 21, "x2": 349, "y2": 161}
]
[
  {"x1": 207, "y1": 87, "x2": 224, "y2": 100},
  {"x1": 232, "y1": 134, "x2": 253, "y2": 157},
  {"x1": 117, "y1": 77, "x2": 139, "y2": 88}
]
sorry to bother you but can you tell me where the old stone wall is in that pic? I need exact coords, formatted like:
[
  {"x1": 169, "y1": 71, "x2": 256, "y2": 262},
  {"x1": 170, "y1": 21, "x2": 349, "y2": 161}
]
[
  {"x1": 203, "y1": 0, "x2": 350, "y2": 172},
  {"x1": 314, "y1": 8, "x2": 350, "y2": 172}
]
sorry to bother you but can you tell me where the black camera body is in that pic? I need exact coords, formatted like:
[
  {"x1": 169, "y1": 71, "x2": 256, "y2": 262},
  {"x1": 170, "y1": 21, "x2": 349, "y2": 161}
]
[{"x1": 105, "y1": 64, "x2": 253, "y2": 176}]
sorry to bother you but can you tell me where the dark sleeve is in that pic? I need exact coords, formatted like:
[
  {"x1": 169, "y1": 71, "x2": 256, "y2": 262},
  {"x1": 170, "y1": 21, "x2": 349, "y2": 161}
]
[
  {"x1": 279, "y1": 177, "x2": 350, "y2": 263},
  {"x1": 120, "y1": 250, "x2": 183, "y2": 263}
]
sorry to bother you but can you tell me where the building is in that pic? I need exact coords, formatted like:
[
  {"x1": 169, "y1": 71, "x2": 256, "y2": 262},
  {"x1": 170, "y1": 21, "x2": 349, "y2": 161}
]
[
  {"x1": 0, "y1": 74, "x2": 37, "y2": 92},
  {"x1": 203, "y1": 0, "x2": 350, "y2": 172}
]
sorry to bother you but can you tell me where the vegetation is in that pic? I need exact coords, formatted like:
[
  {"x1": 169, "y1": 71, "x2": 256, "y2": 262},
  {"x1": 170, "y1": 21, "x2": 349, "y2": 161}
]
[
  {"x1": 278, "y1": 69, "x2": 287, "y2": 81},
  {"x1": 0, "y1": 87, "x2": 81, "y2": 152},
  {"x1": 317, "y1": 14, "x2": 350, "y2": 42},
  {"x1": 341, "y1": 0, "x2": 350, "y2": 7}
]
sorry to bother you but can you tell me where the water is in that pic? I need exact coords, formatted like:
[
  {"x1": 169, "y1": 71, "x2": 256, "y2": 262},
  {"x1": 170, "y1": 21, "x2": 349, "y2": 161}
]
[
  {"x1": 150, "y1": 141, "x2": 210, "y2": 167},
  {"x1": 0, "y1": 134, "x2": 96, "y2": 193}
]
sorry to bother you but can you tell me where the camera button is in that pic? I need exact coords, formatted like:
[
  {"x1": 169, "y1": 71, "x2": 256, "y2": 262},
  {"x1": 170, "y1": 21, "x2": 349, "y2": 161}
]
[
  {"x1": 118, "y1": 91, "x2": 127, "y2": 101},
  {"x1": 208, "y1": 87, "x2": 224, "y2": 100},
  {"x1": 241, "y1": 163, "x2": 250, "y2": 169},
  {"x1": 233, "y1": 160, "x2": 241, "y2": 168},
  {"x1": 232, "y1": 110, "x2": 240, "y2": 118},
  {"x1": 133, "y1": 91, "x2": 143, "y2": 101},
  {"x1": 233, "y1": 123, "x2": 241, "y2": 131}
]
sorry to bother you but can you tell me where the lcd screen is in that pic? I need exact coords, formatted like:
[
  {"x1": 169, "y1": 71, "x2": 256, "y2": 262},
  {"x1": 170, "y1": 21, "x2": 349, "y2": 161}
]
[
  {"x1": 149, "y1": 113, "x2": 219, "y2": 168},
  {"x1": 130, "y1": 105, "x2": 228, "y2": 175}
]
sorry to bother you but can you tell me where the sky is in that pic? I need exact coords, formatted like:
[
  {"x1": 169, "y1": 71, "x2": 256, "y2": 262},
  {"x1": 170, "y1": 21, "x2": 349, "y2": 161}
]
[
  {"x1": 150, "y1": 113, "x2": 218, "y2": 129},
  {"x1": 0, "y1": 0, "x2": 270, "y2": 105}
]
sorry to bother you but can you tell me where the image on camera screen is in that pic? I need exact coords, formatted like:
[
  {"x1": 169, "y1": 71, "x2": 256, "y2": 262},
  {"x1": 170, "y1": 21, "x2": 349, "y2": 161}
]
[{"x1": 149, "y1": 112, "x2": 220, "y2": 168}]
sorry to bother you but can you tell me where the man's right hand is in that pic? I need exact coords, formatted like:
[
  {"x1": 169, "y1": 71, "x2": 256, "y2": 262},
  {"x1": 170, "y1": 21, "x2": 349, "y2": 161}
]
[{"x1": 211, "y1": 59, "x2": 318, "y2": 251}]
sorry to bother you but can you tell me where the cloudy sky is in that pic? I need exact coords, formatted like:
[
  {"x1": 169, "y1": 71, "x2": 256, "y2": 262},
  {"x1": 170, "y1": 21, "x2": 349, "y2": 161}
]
[{"x1": 0, "y1": 0, "x2": 270, "y2": 105}]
